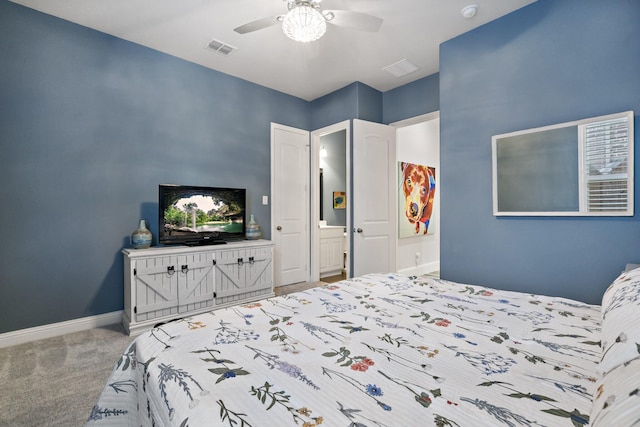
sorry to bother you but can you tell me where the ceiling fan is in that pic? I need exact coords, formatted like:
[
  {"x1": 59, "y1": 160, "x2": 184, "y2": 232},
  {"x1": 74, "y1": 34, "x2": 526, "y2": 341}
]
[{"x1": 233, "y1": 0, "x2": 383, "y2": 43}]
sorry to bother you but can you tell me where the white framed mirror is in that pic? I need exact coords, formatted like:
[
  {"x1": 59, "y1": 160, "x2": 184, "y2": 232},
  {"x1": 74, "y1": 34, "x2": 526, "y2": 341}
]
[{"x1": 492, "y1": 111, "x2": 634, "y2": 216}]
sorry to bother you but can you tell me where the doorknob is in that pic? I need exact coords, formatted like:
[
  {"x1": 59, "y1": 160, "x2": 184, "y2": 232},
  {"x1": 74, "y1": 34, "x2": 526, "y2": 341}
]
[
  {"x1": 276, "y1": 226, "x2": 282, "y2": 231},
  {"x1": 356, "y1": 228, "x2": 363, "y2": 233}
]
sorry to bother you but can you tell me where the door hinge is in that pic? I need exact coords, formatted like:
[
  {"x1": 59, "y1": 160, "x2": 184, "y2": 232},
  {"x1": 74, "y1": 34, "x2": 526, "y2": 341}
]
[
  {"x1": 133, "y1": 268, "x2": 137, "y2": 276},
  {"x1": 134, "y1": 306, "x2": 137, "y2": 314},
  {"x1": 213, "y1": 259, "x2": 217, "y2": 265},
  {"x1": 213, "y1": 292, "x2": 217, "y2": 298}
]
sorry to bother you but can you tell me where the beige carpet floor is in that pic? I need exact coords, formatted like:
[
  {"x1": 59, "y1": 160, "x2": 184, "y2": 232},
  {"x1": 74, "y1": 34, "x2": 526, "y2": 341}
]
[{"x1": 0, "y1": 324, "x2": 133, "y2": 426}]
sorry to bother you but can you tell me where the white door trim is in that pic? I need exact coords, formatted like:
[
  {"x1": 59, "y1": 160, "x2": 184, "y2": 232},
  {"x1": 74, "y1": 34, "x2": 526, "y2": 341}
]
[{"x1": 390, "y1": 111, "x2": 440, "y2": 128}]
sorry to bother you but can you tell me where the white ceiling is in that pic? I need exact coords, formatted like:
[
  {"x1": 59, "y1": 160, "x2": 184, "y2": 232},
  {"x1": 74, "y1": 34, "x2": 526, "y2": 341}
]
[{"x1": 11, "y1": 0, "x2": 536, "y2": 101}]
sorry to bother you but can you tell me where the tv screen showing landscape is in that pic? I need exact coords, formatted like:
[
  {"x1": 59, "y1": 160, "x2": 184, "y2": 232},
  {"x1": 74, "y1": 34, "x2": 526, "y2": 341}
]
[{"x1": 159, "y1": 185, "x2": 245, "y2": 245}]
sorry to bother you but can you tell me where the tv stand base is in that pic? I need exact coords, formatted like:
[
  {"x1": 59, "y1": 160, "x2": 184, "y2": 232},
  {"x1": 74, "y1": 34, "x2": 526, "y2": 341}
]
[
  {"x1": 122, "y1": 240, "x2": 274, "y2": 335},
  {"x1": 186, "y1": 239, "x2": 226, "y2": 246}
]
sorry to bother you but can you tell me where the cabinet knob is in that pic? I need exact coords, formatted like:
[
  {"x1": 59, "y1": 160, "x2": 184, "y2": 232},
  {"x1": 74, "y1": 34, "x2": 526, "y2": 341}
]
[{"x1": 167, "y1": 266, "x2": 176, "y2": 275}]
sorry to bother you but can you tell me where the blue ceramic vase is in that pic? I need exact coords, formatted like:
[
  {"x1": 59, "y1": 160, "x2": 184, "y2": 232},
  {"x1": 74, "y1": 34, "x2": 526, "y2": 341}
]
[{"x1": 131, "y1": 219, "x2": 152, "y2": 249}]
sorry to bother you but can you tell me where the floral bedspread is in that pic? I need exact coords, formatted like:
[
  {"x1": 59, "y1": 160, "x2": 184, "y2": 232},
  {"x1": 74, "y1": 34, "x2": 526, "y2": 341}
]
[{"x1": 86, "y1": 273, "x2": 601, "y2": 426}]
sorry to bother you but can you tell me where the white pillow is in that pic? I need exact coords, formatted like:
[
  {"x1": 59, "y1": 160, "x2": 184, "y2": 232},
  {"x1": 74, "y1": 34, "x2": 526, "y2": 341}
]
[
  {"x1": 597, "y1": 267, "x2": 640, "y2": 374},
  {"x1": 590, "y1": 357, "x2": 640, "y2": 426}
]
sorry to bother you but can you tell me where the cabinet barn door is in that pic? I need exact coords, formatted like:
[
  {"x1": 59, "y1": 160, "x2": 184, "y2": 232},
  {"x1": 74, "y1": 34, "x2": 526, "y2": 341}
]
[
  {"x1": 244, "y1": 246, "x2": 273, "y2": 293},
  {"x1": 177, "y1": 252, "x2": 215, "y2": 313},
  {"x1": 134, "y1": 256, "x2": 179, "y2": 321},
  {"x1": 216, "y1": 247, "x2": 272, "y2": 298},
  {"x1": 216, "y1": 249, "x2": 245, "y2": 298}
]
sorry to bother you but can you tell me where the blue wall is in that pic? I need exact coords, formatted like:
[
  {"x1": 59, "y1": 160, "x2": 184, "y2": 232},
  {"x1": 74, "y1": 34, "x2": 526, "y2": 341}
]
[
  {"x1": 310, "y1": 81, "x2": 383, "y2": 130},
  {"x1": 310, "y1": 83, "x2": 360, "y2": 130},
  {"x1": 355, "y1": 83, "x2": 383, "y2": 124},
  {"x1": 439, "y1": 0, "x2": 640, "y2": 304},
  {"x1": 0, "y1": 1, "x2": 310, "y2": 333},
  {"x1": 383, "y1": 73, "x2": 439, "y2": 124}
]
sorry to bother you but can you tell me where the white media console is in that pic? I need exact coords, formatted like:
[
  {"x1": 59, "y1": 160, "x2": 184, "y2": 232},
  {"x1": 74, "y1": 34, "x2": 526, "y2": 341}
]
[{"x1": 122, "y1": 239, "x2": 274, "y2": 335}]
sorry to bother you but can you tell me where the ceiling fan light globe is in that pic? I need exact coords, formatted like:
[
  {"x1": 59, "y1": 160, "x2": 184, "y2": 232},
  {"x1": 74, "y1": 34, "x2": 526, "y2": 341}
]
[{"x1": 282, "y1": 5, "x2": 326, "y2": 42}]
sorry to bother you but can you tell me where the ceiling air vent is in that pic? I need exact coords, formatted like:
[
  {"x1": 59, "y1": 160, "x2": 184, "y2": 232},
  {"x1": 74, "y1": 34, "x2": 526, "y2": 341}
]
[
  {"x1": 383, "y1": 58, "x2": 419, "y2": 78},
  {"x1": 205, "y1": 38, "x2": 237, "y2": 56}
]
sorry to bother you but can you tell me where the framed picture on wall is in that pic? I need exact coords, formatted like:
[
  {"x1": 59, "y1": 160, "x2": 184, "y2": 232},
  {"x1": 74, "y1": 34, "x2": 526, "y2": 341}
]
[
  {"x1": 333, "y1": 191, "x2": 346, "y2": 209},
  {"x1": 398, "y1": 161, "x2": 436, "y2": 237}
]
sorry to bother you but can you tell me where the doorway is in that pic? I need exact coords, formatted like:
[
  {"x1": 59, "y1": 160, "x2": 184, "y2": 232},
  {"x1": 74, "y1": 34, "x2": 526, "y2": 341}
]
[
  {"x1": 310, "y1": 119, "x2": 398, "y2": 280},
  {"x1": 310, "y1": 121, "x2": 350, "y2": 283},
  {"x1": 392, "y1": 112, "x2": 441, "y2": 275}
]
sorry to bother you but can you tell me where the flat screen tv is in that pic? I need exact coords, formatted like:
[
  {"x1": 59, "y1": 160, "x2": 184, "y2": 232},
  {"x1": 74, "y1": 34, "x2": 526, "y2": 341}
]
[{"x1": 159, "y1": 184, "x2": 246, "y2": 246}]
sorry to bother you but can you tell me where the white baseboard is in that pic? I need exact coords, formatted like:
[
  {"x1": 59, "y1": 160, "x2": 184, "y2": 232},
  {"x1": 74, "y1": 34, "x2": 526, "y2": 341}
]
[
  {"x1": 0, "y1": 311, "x2": 123, "y2": 349},
  {"x1": 398, "y1": 261, "x2": 439, "y2": 276}
]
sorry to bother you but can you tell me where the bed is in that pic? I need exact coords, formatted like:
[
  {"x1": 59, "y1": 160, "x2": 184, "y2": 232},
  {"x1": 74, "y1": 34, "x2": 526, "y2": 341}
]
[{"x1": 86, "y1": 270, "x2": 640, "y2": 426}]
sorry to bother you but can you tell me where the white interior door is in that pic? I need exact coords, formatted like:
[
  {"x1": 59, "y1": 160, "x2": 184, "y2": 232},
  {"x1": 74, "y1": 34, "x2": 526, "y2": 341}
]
[
  {"x1": 352, "y1": 119, "x2": 397, "y2": 277},
  {"x1": 271, "y1": 123, "x2": 309, "y2": 286}
]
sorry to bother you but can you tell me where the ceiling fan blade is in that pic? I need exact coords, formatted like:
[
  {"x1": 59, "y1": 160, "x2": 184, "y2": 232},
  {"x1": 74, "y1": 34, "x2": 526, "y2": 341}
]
[
  {"x1": 234, "y1": 15, "x2": 281, "y2": 34},
  {"x1": 324, "y1": 10, "x2": 383, "y2": 32}
]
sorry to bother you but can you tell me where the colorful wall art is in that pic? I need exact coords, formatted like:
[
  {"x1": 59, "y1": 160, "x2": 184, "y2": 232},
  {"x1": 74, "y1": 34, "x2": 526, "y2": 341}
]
[
  {"x1": 333, "y1": 191, "x2": 346, "y2": 209},
  {"x1": 398, "y1": 162, "x2": 436, "y2": 237}
]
